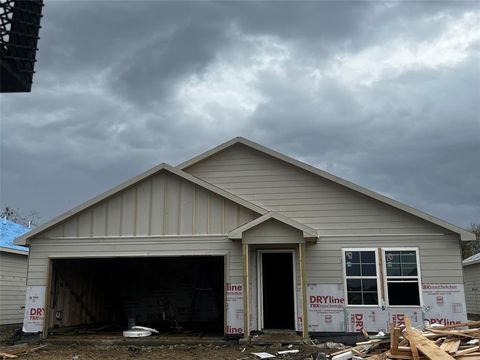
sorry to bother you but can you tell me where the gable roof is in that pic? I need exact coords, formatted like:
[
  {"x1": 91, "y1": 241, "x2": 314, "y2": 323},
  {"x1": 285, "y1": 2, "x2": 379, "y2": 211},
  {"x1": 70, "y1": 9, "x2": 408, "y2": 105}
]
[
  {"x1": 229, "y1": 211, "x2": 318, "y2": 240},
  {"x1": 463, "y1": 253, "x2": 480, "y2": 266},
  {"x1": 179, "y1": 137, "x2": 475, "y2": 241},
  {"x1": 15, "y1": 163, "x2": 267, "y2": 245},
  {"x1": 1, "y1": 218, "x2": 30, "y2": 255}
]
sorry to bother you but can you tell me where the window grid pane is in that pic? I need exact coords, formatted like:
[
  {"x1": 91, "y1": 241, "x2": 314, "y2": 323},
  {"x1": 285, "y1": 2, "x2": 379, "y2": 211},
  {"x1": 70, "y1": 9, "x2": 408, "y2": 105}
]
[
  {"x1": 385, "y1": 250, "x2": 420, "y2": 306},
  {"x1": 385, "y1": 250, "x2": 418, "y2": 277},
  {"x1": 345, "y1": 250, "x2": 378, "y2": 305}
]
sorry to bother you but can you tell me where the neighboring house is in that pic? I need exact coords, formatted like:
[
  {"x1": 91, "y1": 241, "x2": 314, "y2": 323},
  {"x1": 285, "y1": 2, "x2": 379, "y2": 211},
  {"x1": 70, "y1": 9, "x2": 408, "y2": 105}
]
[
  {"x1": 15, "y1": 137, "x2": 475, "y2": 338},
  {"x1": 463, "y1": 253, "x2": 480, "y2": 317},
  {"x1": 0, "y1": 218, "x2": 30, "y2": 326}
]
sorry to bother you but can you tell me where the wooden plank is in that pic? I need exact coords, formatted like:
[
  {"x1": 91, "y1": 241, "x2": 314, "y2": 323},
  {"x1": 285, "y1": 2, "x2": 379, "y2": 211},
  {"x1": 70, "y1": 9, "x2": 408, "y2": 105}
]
[
  {"x1": 391, "y1": 326, "x2": 402, "y2": 355},
  {"x1": 430, "y1": 320, "x2": 480, "y2": 330},
  {"x1": 407, "y1": 328, "x2": 456, "y2": 360},
  {"x1": 405, "y1": 315, "x2": 421, "y2": 360},
  {"x1": 448, "y1": 339, "x2": 461, "y2": 354},
  {"x1": 453, "y1": 346, "x2": 480, "y2": 356},
  {"x1": 429, "y1": 329, "x2": 479, "y2": 338},
  {"x1": 455, "y1": 355, "x2": 480, "y2": 360}
]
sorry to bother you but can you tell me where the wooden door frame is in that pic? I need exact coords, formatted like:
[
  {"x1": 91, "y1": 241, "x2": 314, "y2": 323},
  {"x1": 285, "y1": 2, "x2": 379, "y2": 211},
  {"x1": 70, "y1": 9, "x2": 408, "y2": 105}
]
[{"x1": 256, "y1": 249, "x2": 297, "y2": 330}]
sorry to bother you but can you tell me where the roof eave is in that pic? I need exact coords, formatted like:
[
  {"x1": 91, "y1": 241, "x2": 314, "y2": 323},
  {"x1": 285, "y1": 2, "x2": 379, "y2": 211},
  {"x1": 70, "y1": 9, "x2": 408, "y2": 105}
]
[
  {"x1": 15, "y1": 162, "x2": 267, "y2": 245},
  {"x1": 179, "y1": 137, "x2": 474, "y2": 241},
  {"x1": 463, "y1": 259, "x2": 480, "y2": 266},
  {"x1": 0, "y1": 247, "x2": 29, "y2": 255},
  {"x1": 228, "y1": 212, "x2": 318, "y2": 241}
]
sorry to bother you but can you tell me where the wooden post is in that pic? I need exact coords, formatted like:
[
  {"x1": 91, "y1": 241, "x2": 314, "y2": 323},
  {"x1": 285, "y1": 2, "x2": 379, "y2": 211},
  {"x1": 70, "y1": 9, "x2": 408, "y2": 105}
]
[
  {"x1": 390, "y1": 325, "x2": 401, "y2": 355},
  {"x1": 42, "y1": 258, "x2": 52, "y2": 339},
  {"x1": 377, "y1": 248, "x2": 385, "y2": 304},
  {"x1": 299, "y1": 242, "x2": 308, "y2": 339},
  {"x1": 242, "y1": 243, "x2": 250, "y2": 339}
]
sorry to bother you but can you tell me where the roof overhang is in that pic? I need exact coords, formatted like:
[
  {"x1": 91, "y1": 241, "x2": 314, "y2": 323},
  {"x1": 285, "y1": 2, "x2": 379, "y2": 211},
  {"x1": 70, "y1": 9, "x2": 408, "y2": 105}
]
[
  {"x1": 463, "y1": 254, "x2": 480, "y2": 266},
  {"x1": 179, "y1": 137, "x2": 475, "y2": 241},
  {"x1": 228, "y1": 211, "x2": 318, "y2": 241},
  {"x1": 15, "y1": 163, "x2": 267, "y2": 246},
  {"x1": 0, "y1": 247, "x2": 29, "y2": 256}
]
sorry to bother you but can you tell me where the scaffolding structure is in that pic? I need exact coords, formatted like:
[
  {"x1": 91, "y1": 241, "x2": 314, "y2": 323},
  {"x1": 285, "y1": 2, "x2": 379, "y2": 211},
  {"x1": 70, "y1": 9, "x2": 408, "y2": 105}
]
[{"x1": 1, "y1": 0, "x2": 43, "y2": 92}]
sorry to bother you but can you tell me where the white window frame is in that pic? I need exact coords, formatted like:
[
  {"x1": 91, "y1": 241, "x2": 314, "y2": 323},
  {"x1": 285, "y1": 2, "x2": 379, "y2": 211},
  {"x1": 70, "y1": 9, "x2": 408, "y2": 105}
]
[
  {"x1": 342, "y1": 248, "x2": 381, "y2": 307},
  {"x1": 382, "y1": 247, "x2": 423, "y2": 307}
]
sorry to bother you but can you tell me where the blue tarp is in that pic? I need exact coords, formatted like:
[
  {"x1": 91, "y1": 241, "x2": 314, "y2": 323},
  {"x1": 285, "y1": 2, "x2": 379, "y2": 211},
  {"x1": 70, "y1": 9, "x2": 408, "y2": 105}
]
[{"x1": 0, "y1": 218, "x2": 30, "y2": 253}]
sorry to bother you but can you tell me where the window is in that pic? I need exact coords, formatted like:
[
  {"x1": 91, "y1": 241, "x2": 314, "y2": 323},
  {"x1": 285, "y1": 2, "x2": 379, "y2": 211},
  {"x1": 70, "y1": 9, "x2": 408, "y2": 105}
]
[
  {"x1": 383, "y1": 249, "x2": 421, "y2": 306},
  {"x1": 343, "y1": 250, "x2": 379, "y2": 305}
]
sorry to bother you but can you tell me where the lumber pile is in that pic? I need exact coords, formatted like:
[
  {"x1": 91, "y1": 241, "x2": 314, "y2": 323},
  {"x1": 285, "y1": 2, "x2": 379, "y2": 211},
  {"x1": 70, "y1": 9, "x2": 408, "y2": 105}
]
[{"x1": 327, "y1": 317, "x2": 480, "y2": 360}]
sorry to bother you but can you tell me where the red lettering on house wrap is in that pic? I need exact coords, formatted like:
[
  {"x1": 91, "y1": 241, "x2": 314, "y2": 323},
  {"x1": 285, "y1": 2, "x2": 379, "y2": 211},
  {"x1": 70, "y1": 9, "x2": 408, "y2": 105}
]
[
  {"x1": 426, "y1": 318, "x2": 461, "y2": 326},
  {"x1": 30, "y1": 308, "x2": 44, "y2": 316},
  {"x1": 391, "y1": 313, "x2": 405, "y2": 326},
  {"x1": 309, "y1": 295, "x2": 344, "y2": 305},
  {"x1": 351, "y1": 314, "x2": 364, "y2": 331},
  {"x1": 225, "y1": 325, "x2": 243, "y2": 334}
]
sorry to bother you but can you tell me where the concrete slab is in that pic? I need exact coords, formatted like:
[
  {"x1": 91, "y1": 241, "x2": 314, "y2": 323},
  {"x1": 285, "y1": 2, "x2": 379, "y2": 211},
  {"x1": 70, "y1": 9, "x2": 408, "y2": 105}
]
[
  {"x1": 44, "y1": 334, "x2": 234, "y2": 346},
  {"x1": 247, "y1": 330, "x2": 304, "y2": 345}
]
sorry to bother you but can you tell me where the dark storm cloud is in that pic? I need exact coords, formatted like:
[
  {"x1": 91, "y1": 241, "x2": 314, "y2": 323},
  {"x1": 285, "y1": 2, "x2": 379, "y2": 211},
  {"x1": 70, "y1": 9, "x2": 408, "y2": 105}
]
[
  {"x1": 1, "y1": 1, "x2": 479, "y2": 229},
  {"x1": 109, "y1": 22, "x2": 231, "y2": 105}
]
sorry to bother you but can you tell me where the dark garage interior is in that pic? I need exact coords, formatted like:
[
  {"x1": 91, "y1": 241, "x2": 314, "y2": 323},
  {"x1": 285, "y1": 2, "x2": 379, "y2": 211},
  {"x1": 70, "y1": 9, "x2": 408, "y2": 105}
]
[{"x1": 48, "y1": 256, "x2": 225, "y2": 336}]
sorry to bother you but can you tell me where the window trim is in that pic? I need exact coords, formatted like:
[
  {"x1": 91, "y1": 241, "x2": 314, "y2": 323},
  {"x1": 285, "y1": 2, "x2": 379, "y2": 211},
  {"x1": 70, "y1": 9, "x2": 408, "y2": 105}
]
[
  {"x1": 382, "y1": 247, "x2": 423, "y2": 308},
  {"x1": 342, "y1": 248, "x2": 382, "y2": 307}
]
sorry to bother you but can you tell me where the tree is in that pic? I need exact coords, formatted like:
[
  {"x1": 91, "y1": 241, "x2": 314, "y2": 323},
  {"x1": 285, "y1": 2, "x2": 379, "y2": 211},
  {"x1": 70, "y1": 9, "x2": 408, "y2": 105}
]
[
  {"x1": 460, "y1": 222, "x2": 480, "y2": 259},
  {"x1": 1, "y1": 207, "x2": 40, "y2": 228}
]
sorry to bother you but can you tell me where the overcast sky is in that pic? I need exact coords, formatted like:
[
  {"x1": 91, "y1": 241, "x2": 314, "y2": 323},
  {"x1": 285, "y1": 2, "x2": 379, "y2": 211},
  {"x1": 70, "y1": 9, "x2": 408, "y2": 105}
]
[{"x1": 1, "y1": 1, "x2": 479, "y2": 229}]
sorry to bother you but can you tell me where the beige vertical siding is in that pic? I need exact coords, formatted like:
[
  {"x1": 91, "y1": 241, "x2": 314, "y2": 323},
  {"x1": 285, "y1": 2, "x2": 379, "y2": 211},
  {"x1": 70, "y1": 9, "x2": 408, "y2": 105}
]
[
  {"x1": 184, "y1": 144, "x2": 452, "y2": 236},
  {"x1": 0, "y1": 252, "x2": 28, "y2": 325},
  {"x1": 40, "y1": 172, "x2": 257, "y2": 239},
  {"x1": 464, "y1": 263, "x2": 480, "y2": 315},
  {"x1": 305, "y1": 234, "x2": 464, "y2": 284}
]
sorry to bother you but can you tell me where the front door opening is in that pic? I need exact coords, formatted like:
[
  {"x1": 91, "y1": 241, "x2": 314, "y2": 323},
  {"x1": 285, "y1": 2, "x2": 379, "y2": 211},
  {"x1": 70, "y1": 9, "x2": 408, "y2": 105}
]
[{"x1": 261, "y1": 252, "x2": 295, "y2": 329}]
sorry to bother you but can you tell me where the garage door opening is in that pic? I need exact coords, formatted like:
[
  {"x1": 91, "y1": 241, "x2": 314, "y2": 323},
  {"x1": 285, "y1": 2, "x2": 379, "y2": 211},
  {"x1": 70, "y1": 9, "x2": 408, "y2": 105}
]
[{"x1": 48, "y1": 256, "x2": 224, "y2": 336}]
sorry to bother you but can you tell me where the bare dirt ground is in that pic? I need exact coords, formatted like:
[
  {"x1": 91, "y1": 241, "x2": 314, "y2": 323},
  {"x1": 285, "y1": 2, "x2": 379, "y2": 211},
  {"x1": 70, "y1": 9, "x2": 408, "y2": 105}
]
[
  {"x1": 0, "y1": 326, "x2": 334, "y2": 359},
  {"x1": 0, "y1": 342, "x2": 324, "y2": 360}
]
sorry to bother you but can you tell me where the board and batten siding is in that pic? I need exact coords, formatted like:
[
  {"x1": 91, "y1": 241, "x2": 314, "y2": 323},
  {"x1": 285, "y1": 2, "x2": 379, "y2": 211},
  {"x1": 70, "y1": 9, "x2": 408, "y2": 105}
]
[
  {"x1": 27, "y1": 171, "x2": 258, "y2": 288},
  {"x1": 184, "y1": 144, "x2": 453, "y2": 237},
  {"x1": 0, "y1": 252, "x2": 28, "y2": 325},
  {"x1": 304, "y1": 234, "x2": 464, "y2": 284},
  {"x1": 464, "y1": 263, "x2": 480, "y2": 315},
  {"x1": 42, "y1": 172, "x2": 257, "y2": 239}
]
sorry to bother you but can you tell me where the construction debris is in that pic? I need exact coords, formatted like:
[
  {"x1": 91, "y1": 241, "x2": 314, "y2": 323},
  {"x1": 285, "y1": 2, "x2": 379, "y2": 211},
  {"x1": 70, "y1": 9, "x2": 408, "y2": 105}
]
[
  {"x1": 0, "y1": 344, "x2": 48, "y2": 360},
  {"x1": 251, "y1": 352, "x2": 276, "y2": 359},
  {"x1": 318, "y1": 316, "x2": 480, "y2": 360}
]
